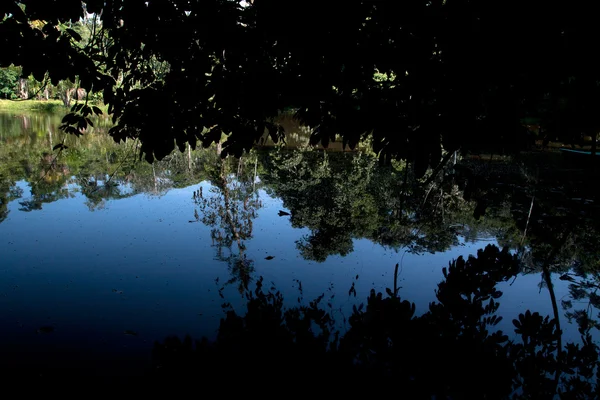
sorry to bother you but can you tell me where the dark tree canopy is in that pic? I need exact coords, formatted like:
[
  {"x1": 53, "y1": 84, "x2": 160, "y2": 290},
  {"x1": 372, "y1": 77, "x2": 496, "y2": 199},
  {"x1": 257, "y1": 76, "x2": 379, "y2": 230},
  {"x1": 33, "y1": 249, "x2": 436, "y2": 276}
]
[{"x1": 2, "y1": 1, "x2": 600, "y2": 173}]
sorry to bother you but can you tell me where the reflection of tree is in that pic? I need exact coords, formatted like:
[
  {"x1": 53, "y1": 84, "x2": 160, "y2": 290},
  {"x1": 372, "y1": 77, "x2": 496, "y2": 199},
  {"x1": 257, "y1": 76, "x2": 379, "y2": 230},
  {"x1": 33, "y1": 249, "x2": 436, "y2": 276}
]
[
  {"x1": 261, "y1": 148, "x2": 521, "y2": 262},
  {"x1": 151, "y1": 245, "x2": 599, "y2": 398},
  {"x1": 262, "y1": 149, "x2": 398, "y2": 261},
  {"x1": 193, "y1": 153, "x2": 261, "y2": 293},
  {"x1": 0, "y1": 182, "x2": 21, "y2": 223},
  {"x1": 455, "y1": 158, "x2": 600, "y2": 349},
  {"x1": 0, "y1": 112, "x2": 220, "y2": 215},
  {"x1": 18, "y1": 152, "x2": 73, "y2": 212}
]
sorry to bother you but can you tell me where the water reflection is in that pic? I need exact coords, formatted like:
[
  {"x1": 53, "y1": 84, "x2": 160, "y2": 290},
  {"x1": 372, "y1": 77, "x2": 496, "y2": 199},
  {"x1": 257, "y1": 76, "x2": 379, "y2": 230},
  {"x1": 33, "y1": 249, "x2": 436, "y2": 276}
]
[
  {"x1": 152, "y1": 246, "x2": 599, "y2": 398},
  {"x1": 192, "y1": 153, "x2": 261, "y2": 293},
  {"x1": 1, "y1": 110, "x2": 599, "y2": 382}
]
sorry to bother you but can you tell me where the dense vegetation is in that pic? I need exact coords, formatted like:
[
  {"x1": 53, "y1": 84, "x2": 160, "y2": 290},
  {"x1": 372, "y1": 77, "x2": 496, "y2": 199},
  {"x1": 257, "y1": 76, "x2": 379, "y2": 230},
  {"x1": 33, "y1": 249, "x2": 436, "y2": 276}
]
[{"x1": 2, "y1": 1, "x2": 599, "y2": 169}]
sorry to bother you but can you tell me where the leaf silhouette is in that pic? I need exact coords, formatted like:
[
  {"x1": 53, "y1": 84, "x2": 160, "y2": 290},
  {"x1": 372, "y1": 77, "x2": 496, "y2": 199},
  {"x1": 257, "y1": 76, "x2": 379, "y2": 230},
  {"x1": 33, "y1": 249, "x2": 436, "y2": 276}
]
[{"x1": 37, "y1": 326, "x2": 54, "y2": 334}]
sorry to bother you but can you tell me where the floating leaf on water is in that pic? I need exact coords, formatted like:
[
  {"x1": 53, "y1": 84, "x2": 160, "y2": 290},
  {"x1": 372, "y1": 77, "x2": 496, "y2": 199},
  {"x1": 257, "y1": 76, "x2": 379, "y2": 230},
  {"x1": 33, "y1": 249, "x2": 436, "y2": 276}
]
[
  {"x1": 66, "y1": 28, "x2": 82, "y2": 41},
  {"x1": 265, "y1": 256, "x2": 274, "y2": 260},
  {"x1": 37, "y1": 326, "x2": 54, "y2": 334}
]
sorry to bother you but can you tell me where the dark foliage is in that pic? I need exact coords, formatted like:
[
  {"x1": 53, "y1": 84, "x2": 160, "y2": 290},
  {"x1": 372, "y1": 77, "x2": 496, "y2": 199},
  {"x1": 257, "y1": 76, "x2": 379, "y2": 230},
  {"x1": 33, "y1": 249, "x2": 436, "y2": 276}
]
[
  {"x1": 3, "y1": 1, "x2": 600, "y2": 172},
  {"x1": 151, "y1": 245, "x2": 599, "y2": 398}
]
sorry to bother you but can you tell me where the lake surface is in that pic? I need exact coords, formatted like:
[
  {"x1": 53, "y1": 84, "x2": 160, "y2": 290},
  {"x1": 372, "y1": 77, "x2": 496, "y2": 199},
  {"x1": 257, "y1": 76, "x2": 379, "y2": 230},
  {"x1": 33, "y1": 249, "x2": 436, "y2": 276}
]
[{"x1": 0, "y1": 110, "x2": 598, "y2": 376}]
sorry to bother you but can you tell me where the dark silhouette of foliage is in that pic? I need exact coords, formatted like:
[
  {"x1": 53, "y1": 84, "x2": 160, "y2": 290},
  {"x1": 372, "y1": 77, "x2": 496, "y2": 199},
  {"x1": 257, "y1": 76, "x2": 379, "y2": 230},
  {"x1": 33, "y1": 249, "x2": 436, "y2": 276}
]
[
  {"x1": 150, "y1": 245, "x2": 599, "y2": 398},
  {"x1": 3, "y1": 1, "x2": 600, "y2": 171}
]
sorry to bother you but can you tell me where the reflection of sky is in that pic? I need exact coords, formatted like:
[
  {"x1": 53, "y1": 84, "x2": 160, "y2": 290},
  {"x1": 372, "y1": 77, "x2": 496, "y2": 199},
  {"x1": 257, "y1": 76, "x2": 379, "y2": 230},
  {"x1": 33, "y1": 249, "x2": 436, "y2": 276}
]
[{"x1": 0, "y1": 179, "x2": 595, "y2": 372}]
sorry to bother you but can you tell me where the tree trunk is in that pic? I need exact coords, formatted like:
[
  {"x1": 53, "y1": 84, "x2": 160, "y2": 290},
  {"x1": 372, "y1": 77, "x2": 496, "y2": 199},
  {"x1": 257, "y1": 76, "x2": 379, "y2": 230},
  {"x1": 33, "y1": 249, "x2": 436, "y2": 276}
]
[
  {"x1": 18, "y1": 78, "x2": 28, "y2": 99},
  {"x1": 61, "y1": 90, "x2": 71, "y2": 107}
]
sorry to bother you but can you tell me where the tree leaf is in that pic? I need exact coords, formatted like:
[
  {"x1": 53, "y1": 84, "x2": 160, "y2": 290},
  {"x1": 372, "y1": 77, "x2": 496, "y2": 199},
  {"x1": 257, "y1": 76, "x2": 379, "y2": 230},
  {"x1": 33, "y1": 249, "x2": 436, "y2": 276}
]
[{"x1": 66, "y1": 28, "x2": 82, "y2": 42}]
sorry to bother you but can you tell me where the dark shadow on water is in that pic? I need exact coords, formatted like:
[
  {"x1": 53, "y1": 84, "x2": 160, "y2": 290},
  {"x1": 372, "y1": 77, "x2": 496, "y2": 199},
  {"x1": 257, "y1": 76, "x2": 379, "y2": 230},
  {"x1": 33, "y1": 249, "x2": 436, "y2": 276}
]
[{"x1": 147, "y1": 245, "x2": 599, "y2": 398}]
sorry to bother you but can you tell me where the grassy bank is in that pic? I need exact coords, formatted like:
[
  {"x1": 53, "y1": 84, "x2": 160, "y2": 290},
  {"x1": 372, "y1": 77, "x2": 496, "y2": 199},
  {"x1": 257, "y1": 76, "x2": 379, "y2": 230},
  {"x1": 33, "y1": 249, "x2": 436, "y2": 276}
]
[
  {"x1": 0, "y1": 99, "x2": 67, "y2": 113},
  {"x1": 0, "y1": 99, "x2": 110, "y2": 115}
]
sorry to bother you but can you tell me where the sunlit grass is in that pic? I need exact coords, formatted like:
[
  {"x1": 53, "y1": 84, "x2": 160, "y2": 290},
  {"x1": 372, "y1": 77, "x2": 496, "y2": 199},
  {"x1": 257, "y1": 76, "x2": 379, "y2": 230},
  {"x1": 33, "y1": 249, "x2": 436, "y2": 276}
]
[{"x1": 0, "y1": 99, "x2": 67, "y2": 113}]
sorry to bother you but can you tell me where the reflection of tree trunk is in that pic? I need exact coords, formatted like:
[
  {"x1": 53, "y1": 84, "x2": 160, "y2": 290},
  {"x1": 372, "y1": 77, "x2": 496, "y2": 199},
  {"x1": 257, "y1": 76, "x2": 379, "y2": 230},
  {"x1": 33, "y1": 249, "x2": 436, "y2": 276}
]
[
  {"x1": 540, "y1": 228, "x2": 571, "y2": 390},
  {"x1": 521, "y1": 196, "x2": 535, "y2": 246},
  {"x1": 216, "y1": 142, "x2": 222, "y2": 156},
  {"x1": 591, "y1": 134, "x2": 597, "y2": 173},
  {"x1": 440, "y1": 189, "x2": 444, "y2": 223},
  {"x1": 423, "y1": 149, "x2": 459, "y2": 186},
  {"x1": 219, "y1": 161, "x2": 251, "y2": 292},
  {"x1": 393, "y1": 263, "x2": 399, "y2": 296},
  {"x1": 187, "y1": 143, "x2": 192, "y2": 171},
  {"x1": 48, "y1": 128, "x2": 53, "y2": 152},
  {"x1": 253, "y1": 157, "x2": 257, "y2": 192},
  {"x1": 400, "y1": 159, "x2": 409, "y2": 212},
  {"x1": 152, "y1": 164, "x2": 157, "y2": 193},
  {"x1": 220, "y1": 162, "x2": 240, "y2": 242},
  {"x1": 542, "y1": 263, "x2": 562, "y2": 390}
]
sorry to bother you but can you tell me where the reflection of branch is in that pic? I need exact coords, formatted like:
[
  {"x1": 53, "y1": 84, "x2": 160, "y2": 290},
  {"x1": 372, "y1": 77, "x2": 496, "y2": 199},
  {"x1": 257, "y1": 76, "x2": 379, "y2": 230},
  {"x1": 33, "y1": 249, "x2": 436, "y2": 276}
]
[
  {"x1": 35, "y1": 137, "x2": 67, "y2": 186},
  {"x1": 220, "y1": 163, "x2": 241, "y2": 243},
  {"x1": 87, "y1": 139, "x2": 138, "y2": 196},
  {"x1": 520, "y1": 195, "x2": 535, "y2": 246},
  {"x1": 197, "y1": 157, "x2": 261, "y2": 293},
  {"x1": 540, "y1": 228, "x2": 571, "y2": 389},
  {"x1": 422, "y1": 148, "x2": 459, "y2": 186}
]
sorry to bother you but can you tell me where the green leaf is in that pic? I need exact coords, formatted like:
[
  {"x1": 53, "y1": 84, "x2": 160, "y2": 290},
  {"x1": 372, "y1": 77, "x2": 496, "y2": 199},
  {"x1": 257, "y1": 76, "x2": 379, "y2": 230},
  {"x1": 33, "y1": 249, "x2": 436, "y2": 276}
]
[{"x1": 66, "y1": 28, "x2": 82, "y2": 42}]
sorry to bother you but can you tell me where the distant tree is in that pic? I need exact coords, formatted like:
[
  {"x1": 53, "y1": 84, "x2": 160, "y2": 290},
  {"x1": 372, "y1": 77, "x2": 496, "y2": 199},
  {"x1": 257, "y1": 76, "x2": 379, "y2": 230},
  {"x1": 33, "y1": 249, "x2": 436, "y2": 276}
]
[{"x1": 0, "y1": 66, "x2": 21, "y2": 99}]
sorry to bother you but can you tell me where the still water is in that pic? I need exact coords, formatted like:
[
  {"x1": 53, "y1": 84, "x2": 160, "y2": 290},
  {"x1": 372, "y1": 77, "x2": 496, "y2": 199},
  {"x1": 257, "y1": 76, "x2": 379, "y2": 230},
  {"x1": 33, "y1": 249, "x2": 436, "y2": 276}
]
[{"x1": 0, "y1": 110, "x2": 597, "y2": 374}]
